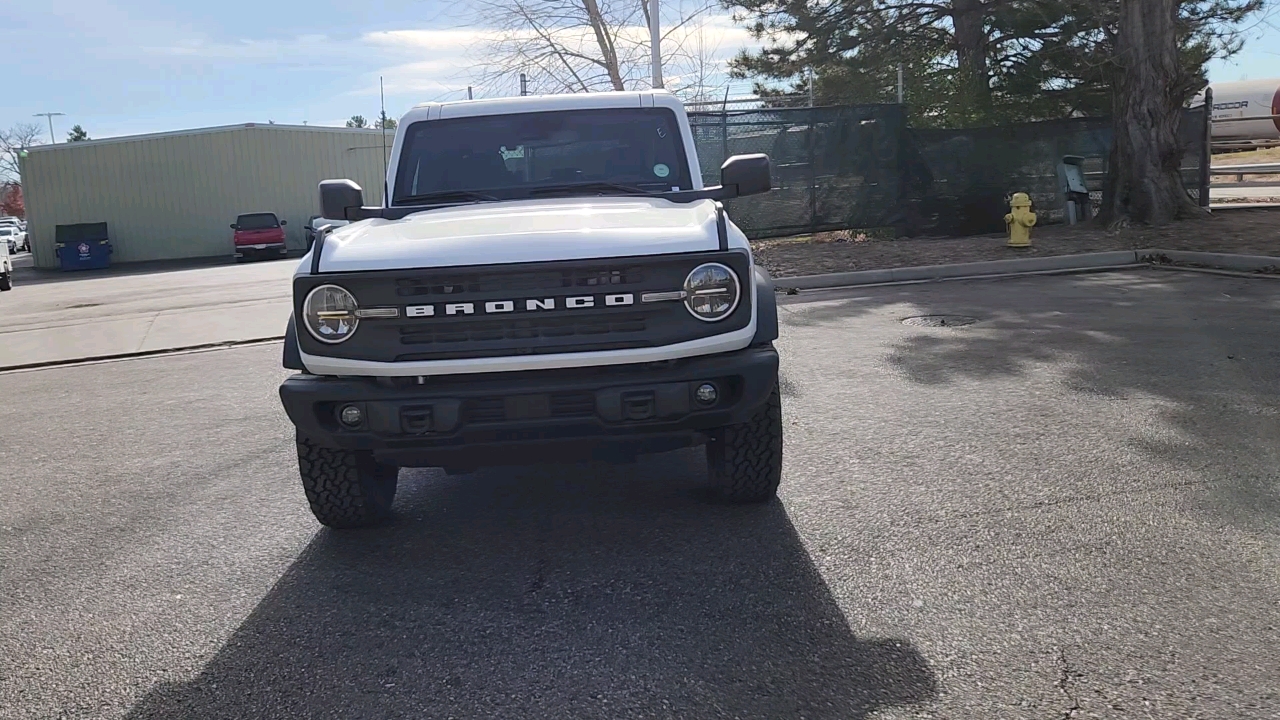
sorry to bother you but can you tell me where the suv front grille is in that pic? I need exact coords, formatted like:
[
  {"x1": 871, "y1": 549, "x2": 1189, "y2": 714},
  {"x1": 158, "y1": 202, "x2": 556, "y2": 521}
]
[
  {"x1": 394, "y1": 267, "x2": 644, "y2": 297},
  {"x1": 399, "y1": 313, "x2": 647, "y2": 346},
  {"x1": 293, "y1": 252, "x2": 752, "y2": 364}
]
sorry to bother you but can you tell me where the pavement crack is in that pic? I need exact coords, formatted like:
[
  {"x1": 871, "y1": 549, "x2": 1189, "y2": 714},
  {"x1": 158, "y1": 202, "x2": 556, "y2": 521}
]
[
  {"x1": 136, "y1": 313, "x2": 161, "y2": 351},
  {"x1": 1056, "y1": 648, "x2": 1082, "y2": 719}
]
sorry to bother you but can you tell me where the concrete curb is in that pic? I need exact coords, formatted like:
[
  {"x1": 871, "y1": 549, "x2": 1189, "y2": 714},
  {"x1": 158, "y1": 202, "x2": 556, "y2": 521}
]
[
  {"x1": 776, "y1": 248, "x2": 1280, "y2": 290},
  {"x1": 1138, "y1": 249, "x2": 1280, "y2": 273},
  {"x1": 1210, "y1": 202, "x2": 1280, "y2": 211}
]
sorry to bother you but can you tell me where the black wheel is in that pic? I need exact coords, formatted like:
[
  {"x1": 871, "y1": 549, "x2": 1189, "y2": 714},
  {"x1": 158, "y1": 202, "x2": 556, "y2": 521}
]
[
  {"x1": 0, "y1": 274, "x2": 11, "y2": 292},
  {"x1": 706, "y1": 384, "x2": 783, "y2": 503},
  {"x1": 296, "y1": 434, "x2": 399, "y2": 528}
]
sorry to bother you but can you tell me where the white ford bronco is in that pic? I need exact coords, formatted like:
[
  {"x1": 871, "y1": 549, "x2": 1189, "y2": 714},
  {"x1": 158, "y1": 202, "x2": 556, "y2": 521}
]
[{"x1": 278, "y1": 91, "x2": 782, "y2": 528}]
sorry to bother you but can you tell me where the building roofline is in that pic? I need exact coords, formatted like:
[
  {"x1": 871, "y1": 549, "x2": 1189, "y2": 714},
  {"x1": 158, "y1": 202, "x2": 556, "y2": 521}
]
[{"x1": 23, "y1": 123, "x2": 389, "y2": 152}]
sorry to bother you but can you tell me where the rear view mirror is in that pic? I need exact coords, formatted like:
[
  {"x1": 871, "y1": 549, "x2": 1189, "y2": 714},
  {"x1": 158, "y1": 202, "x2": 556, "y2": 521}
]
[
  {"x1": 320, "y1": 180, "x2": 365, "y2": 221},
  {"x1": 720, "y1": 154, "x2": 771, "y2": 197}
]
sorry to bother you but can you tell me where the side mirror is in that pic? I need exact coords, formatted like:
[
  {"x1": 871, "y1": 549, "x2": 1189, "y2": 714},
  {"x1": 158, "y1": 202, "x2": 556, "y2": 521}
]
[
  {"x1": 720, "y1": 154, "x2": 771, "y2": 197},
  {"x1": 229, "y1": 224, "x2": 237, "y2": 230},
  {"x1": 280, "y1": 219, "x2": 288, "y2": 226},
  {"x1": 320, "y1": 179, "x2": 365, "y2": 222}
]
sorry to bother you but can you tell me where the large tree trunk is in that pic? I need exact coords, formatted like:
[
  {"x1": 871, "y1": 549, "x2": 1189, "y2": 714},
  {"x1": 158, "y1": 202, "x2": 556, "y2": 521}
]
[
  {"x1": 1100, "y1": 0, "x2": 1206, "y2": 225},
  {"x1": 951, "y1": 0, "x2": 991, "y2": 122}
]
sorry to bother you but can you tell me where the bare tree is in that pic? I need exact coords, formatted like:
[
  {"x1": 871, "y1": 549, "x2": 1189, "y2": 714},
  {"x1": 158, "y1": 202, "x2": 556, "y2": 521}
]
[
  {"x1": 469, "y1": 0, "x2": 727, "y2": 100},
  {"x1": 0, "y1": 123, "x2": 44, "y2": 181},
  {"x1": 667, "y1": 16, "x2": 730, "y2": 104}
]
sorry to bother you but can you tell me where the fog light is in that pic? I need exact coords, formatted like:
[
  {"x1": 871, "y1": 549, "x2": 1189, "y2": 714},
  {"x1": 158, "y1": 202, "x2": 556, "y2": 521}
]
[
  {"x1": 339, "y1": 404, "x2": 363, "y2": 427},
  {"x1": 694, "y1": 383, "x2": 719, "y2": 406}
]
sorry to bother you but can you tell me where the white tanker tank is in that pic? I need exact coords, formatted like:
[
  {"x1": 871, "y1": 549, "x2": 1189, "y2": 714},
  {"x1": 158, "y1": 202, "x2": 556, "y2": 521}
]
[{"x1": 1193, "y1": 79, "x2": 1280, "y2": 143}]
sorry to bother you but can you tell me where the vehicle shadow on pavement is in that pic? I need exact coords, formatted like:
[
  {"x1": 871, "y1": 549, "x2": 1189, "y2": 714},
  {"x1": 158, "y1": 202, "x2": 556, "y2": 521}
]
[{"x1": 125, "y1": 449, "x2": 937, "y2": 719}]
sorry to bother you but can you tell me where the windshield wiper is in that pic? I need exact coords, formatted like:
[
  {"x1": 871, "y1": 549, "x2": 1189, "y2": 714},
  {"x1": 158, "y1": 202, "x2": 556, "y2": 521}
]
[
  {"x1": 526, "y1": 182, "x2": 656, "y2": 197},
  {"x1": 396, "y1": 190, "x2": 500, "y2": 205}
]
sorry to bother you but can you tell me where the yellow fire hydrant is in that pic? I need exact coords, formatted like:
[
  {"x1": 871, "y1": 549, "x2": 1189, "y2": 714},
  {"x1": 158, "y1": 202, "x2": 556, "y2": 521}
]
[{"x1": 1005, "y1": 192, "x2": 1036, "y2": 248}]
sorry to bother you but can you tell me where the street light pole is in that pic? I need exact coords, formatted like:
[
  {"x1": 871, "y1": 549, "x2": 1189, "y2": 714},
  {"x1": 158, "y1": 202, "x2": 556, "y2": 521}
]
[
  {"x1": 649, "y1": 0, "x2": 662, "y2": 89},
  {"x1": 34, "y1": 112, "x2": 65, "y2": 144}
]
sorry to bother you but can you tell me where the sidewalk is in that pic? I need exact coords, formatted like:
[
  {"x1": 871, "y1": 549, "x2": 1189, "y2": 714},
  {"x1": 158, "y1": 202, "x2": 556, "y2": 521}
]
[{"x1": 1, "y1": 259, "x2": 296, "y2": 369}]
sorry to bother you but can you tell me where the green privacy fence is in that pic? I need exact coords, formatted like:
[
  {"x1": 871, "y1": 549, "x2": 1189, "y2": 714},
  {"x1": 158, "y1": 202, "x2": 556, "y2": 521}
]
[{"x1": 687, "y1": 105, "x2": 1209, "y2": 239}]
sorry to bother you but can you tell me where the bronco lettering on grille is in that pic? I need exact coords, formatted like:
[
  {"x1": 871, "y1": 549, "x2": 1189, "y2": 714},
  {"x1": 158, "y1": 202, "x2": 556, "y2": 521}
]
[{"x1": 404, "y1": 293, "x2": 634, "y2": 319}]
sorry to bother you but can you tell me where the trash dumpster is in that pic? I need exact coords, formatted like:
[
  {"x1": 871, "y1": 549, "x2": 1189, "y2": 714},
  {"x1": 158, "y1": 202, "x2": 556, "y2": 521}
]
[{"x1": 55, "y1": 222, "x2": 113, "y2": 271}]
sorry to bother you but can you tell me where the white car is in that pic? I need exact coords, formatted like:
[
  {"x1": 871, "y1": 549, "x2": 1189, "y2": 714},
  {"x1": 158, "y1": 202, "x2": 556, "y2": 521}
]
[
  {"x1": 0, "y1": 235, "x2": 12, "y2": 291},
  {"x1": 0, "y1": 219, "x2": 24, "y2": 252},
  {"x1": 277, "y1": 90, "x2": 781, "y2": 529},
  {"x1": 0, "y1": 227, "x2": 19, "y2": 255}
]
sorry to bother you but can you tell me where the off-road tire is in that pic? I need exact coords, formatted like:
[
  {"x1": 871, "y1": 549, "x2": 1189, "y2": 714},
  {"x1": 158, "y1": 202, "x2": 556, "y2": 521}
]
[
  {"x1": 0, "y1": 273, "x2": 11, "y2": 291},
  {"x1": 706, "y1": 384, "x2": 783, "y2": 503},
  {"x1": 296, "y1": 434, "x2": 399, "y2": 528}
]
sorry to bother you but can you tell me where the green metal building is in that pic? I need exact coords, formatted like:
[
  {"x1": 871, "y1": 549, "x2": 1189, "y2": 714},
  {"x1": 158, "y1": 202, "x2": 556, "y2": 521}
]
[{"x1": 20, "y1": 123, "x2": 393, "y2": 269}]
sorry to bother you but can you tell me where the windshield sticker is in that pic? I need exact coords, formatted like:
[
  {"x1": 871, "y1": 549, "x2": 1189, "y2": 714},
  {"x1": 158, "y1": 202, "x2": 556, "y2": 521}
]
[{"x1": 653, "y1": 163, "x2": 670, "y2": 178}]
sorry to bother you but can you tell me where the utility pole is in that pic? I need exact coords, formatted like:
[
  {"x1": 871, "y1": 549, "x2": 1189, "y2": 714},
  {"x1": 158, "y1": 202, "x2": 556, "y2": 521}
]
[
  {"x1": 467, "y1": 86, "x2": 474, "y2": 100},
  {"x1": 34, "y1": 112, "x2": 65, "y2": 144},
  {"x1": 897, "y1": 64, "x2": 904, "y2": 104},
  {"x1": 380, "y1": 76, "x2": 389, "y2": 206},
  {"x1": 649, "y1": 0, "x2": 663, "y2": 89},
  {"x1": 520, "y1": 73, "x2": 528, "y2": 96},
  {"x1": 807, "y1": 67, "x2": 814, "y2": 107}
]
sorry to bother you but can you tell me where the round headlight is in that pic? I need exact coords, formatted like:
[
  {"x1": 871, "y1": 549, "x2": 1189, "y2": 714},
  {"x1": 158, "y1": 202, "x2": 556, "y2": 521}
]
[
  {"x1": 683, "y1": 263, "x2": 741, "y2": 322},
  {"x1": 303, "y1": 284, "x2": 359, "y2": 343}
]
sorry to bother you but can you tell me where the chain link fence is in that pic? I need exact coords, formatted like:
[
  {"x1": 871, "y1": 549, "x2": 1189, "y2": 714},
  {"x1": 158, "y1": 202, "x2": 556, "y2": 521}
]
[{"x1": 688, "y1": 105, "x2": 1209, "y2": 239}]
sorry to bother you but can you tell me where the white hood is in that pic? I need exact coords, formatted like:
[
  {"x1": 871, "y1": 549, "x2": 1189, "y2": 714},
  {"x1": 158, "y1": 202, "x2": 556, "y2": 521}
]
[{"x1": 306, "y1": 197, "x2": 724, "y2": 274}]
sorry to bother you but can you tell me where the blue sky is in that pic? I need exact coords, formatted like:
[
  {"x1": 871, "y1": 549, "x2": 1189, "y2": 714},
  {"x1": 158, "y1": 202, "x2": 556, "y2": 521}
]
[
  {"x1": 1, "y1": 1, "x2": 1276, "y2": 142},
  {"x1": 0, "y1": 0, "x2": 756, "y2": 141}
]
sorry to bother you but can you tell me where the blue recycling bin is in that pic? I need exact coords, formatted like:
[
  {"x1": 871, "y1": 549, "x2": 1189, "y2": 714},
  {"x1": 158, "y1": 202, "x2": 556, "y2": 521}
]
[{"x1": 55, "y1": 222, "x2": 113, "y2": 271}]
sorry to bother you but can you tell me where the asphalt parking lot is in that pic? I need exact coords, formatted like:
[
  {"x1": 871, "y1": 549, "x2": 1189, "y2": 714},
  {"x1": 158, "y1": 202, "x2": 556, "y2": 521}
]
[{"x1": 1, "y1": 269, "x2": 1278, "y2": 719}]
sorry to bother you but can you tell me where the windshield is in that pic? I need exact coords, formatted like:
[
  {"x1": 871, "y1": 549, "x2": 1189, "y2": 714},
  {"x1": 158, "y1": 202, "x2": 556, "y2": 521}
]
[
  {"x1": 236, "y1": 213, "x2": 279, "y2": 230},
  {"x1": 0, "y1": 228, "x2": 13, "y2": 236},
  {"x1": 392, "y1": 108, "x2": 691, "y2": 205}
]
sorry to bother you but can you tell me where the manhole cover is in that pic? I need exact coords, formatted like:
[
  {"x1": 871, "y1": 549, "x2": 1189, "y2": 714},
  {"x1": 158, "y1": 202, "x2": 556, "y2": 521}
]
[{"x1": 902, "y1": 315, "x2": 978, "y2": 328}]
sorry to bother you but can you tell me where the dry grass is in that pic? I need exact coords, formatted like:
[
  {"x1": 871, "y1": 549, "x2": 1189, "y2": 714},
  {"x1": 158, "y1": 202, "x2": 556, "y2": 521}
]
[
  {"x1": 1211, "y1": 147, "x2": 1280, "y2": 185},
  {"x1": 751, "y1": 208, "x2": 1280, "y2": 278},
  {"x1": 1211, "y1": 146, "x2": 1280, "y2": 165}
]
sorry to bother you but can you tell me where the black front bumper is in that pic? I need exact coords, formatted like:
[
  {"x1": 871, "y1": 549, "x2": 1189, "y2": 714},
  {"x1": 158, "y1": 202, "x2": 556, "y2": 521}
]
[{"x1": 278, "y1": 346, "x2": 778, "y2": 469}]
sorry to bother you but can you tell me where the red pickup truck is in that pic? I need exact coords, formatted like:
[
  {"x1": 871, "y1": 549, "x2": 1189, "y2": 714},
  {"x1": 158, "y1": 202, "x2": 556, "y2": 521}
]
[{"x1": 231, "y1": 212, "x2": 289, "y2": 262}]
